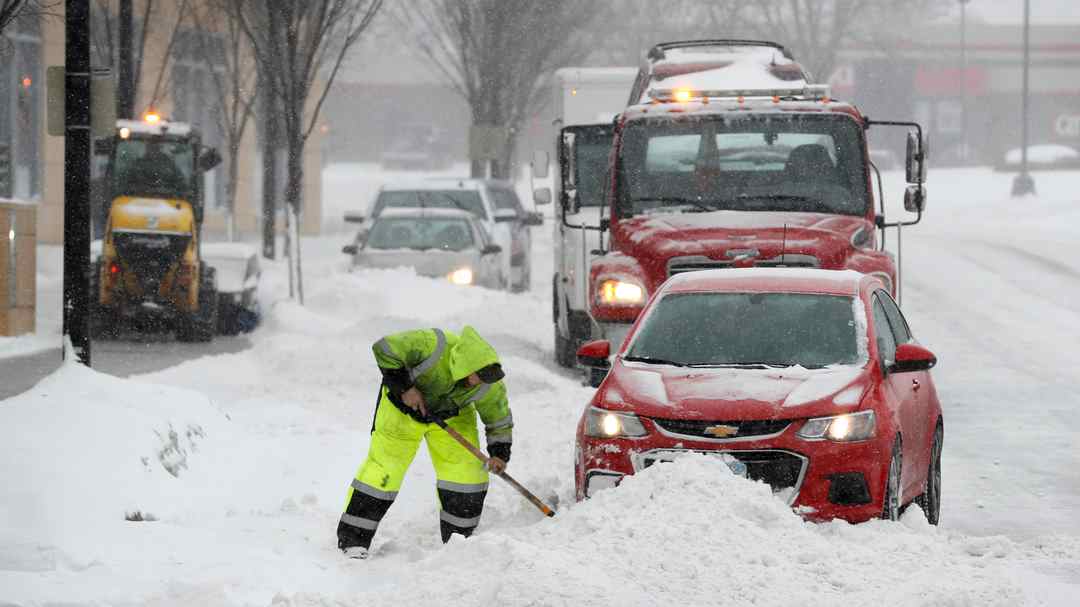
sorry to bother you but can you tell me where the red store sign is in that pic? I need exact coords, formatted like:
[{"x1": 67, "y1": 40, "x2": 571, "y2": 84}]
[{"x1": 914, "y1": 66, "x2": 987, "y2": 96}]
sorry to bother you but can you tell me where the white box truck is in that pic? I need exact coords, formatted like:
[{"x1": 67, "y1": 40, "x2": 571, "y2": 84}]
[{"x1": 548, "y1": 67, "x2": 637, "y2": 367}]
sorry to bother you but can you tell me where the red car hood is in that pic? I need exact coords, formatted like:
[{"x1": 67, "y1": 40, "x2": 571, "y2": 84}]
[
  {"x1": 599, "y1": 360, "x2": 872, "y2": 421},
  {"x1": 615, "y1": 211, "x2": 867, "y2": 267}
]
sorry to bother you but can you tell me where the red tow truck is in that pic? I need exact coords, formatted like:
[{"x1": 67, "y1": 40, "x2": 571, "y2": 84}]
[{"x1": 563, "y1": 41, "x2": 928, "y2": 378}]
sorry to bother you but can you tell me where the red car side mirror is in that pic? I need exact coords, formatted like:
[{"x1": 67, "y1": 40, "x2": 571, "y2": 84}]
[
  {"x1": 577, "y1": 340, "x2": 611, "y2": 368},
  {"x1": 891, "y1": 343, "x2": 937, "y2": 373}
]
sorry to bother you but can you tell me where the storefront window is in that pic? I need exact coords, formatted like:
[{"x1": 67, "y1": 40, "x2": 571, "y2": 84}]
[{"x1": 0, "y1": 15, "x2": 42, "y2": 200}]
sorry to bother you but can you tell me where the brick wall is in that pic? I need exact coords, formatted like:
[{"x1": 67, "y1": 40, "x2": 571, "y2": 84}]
[{"x1": 0, "y1": 201, "x2": 36, "y2": 336}]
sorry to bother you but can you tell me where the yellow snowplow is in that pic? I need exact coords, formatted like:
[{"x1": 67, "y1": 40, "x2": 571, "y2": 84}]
[{"x1": 92, "y1": 113, "x2": 222, "y2": 341}]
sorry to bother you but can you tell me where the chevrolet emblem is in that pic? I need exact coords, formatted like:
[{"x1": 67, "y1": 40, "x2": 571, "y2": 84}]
[{"x1": 704, "y1": 424, "x2": 739, "y2": 438}]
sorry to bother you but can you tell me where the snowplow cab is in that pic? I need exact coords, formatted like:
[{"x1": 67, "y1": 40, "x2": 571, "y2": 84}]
[{"x1": 93, "y1": 114, "x2": 223, "y2": 341}]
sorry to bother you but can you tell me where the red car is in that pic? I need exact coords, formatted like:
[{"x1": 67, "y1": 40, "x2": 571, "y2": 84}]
[{"x1": 574, "y1": 268, "x2": 943, "y2": 524}]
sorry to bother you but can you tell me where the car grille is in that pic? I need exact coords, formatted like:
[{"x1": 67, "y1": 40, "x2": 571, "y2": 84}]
[
  {"x1": 652, "y1": 418, "x2": 791, "y2": 440},
  {"x1": 637, "y1": 449, "x2": 807, "y2": 502},
  {"x1": 667, "y1": 254, "x2": 819, "y2": 277}
]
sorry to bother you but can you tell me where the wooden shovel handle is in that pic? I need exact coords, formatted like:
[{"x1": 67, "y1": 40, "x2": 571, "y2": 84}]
[{"x1": 432, "y1": 417, "x2": 556, "y2": 517}]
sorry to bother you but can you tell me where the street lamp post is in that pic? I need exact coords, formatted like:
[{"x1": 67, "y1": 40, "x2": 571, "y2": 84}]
[
  {"x1": 1012, "y1": 0, "x2": 1036, "y2": 196},
  {"x1": 959, "y1": 0, "x2": 970, "y2": 163}
]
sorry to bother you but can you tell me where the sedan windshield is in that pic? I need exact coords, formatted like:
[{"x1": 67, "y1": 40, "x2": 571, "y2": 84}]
[
  {"x1": 626, "y1": 292, "x2": 861, "y2": 368},
  {"x1": 366, "y1": 218, "x2": 475, "y2": 252},
  {"x1": 617, "y1": 114, "x2": 869, "y2": 218}
]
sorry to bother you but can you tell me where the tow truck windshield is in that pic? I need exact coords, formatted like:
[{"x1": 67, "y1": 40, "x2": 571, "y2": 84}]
[
  {"x1": 616, "y1": 114, "x2": 869, "y2": 218},
  {"x1": 626, "y1": 292, "x2": 862, "y2": 369},
  {"x1": 111, "y1": 137, "x2": 195, "y2": 199}
]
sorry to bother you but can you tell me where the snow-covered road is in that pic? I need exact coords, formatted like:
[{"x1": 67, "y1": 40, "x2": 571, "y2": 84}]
[{"x1": 1, "y1": 167, "x2": 1078, "y2": 606}]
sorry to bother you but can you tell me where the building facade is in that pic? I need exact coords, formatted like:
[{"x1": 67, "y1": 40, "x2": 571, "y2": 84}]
[
  {"x1": 0, "y1": 2, "x2": 325, "y2": 246},
  {"x1": 836, "y1": 22, "x2": 1080, "y2": 167}
]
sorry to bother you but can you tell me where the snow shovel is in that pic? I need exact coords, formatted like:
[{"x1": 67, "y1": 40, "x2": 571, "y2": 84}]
[{"x1": 431, "y1": 417, "x2": 556, "y2": 517}]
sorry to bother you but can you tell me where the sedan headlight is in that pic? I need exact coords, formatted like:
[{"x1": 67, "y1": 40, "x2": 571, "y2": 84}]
[
  {"x1": 797, "y1": 410, "x2": 876, "y2": 442},
  {"x1": 597, "y1": 279, "x2": 645, "y2": 306},
  {"x1": 448, "y1": 267, "x2": 474, "y2": 285},
  {"x1": 585, "y1": 407, "x2": 648, "y2": 438}
]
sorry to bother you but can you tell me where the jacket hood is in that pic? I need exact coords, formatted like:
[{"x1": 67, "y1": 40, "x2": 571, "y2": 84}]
[{"x1": 449, "y1": 326, "x2": 500, "y2": 381}]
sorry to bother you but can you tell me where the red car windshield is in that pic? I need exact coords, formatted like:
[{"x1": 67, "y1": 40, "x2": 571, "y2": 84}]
[
  {"x1": 616, "y1": 114, "x2": 869, "y2": 218},
  {"x1": 625, "y1": 292, "x2": 860, "y2": 369}
]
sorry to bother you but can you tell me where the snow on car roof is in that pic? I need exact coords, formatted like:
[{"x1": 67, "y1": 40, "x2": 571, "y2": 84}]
[
  {"x1": 202, "y1": 242, "x2": 258, "y2": 260},
  {"x1": 379, "y1": 177, "x2": 514, "y2": 191},
  {"x1": 640, "y1": 51, "x2": 810, "y2": 103},
  {"x1": 374, "y1": 207, "x2": 477, "y2": 220},
  {"x1": 664, "y1": 268, "x2": 867, "y2": 296}
]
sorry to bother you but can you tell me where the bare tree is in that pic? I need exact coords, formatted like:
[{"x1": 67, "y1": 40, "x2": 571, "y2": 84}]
[
  {"x1": 397, "y1": 0, "x2": 606, "y2": 178},
  {"x1": 234, "y1": 0, "x2": 383, "y2": 302},
  {"x1": 90, "y1": 0, "x2": 190, "y2": 116},
  {"x1": 190, "y1": 0, "x2": 258, "y2": 241},
  {"x1": 585, "y1": 0, "x2": 733, "y2": 66},
  {"x1": 705, "y1": 0, "x2": 945, "y2": 81},
  {"x1": 0, "y1": 0, "x2": 56, "y2": 34}
]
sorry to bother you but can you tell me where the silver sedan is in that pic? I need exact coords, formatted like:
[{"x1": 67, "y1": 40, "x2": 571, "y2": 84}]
[{"x1": 342, "y1": 208, "x2": 505, "y2": 289}]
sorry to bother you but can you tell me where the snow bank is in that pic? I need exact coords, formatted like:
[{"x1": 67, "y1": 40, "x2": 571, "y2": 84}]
[
  {"x1": 0, "y1": 357, "x2": 235, "y2": 570},
  {"x1": 275, "y1": 456, "x2": 1074, "y2": 606}
]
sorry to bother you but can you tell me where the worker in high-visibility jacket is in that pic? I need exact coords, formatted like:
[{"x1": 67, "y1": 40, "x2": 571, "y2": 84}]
[{"x1": 337, "y1": 326, "x2": 513, "y2": 559}]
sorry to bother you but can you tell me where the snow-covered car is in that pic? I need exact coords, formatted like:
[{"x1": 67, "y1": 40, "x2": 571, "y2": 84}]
[
  {"x1": 1002, "y1": 144, "x2": 1080, "y2": 169},
  {"x1": 575, "y1": 268, "x2": 943, "y2": 525},
  {"x1": 346, "y1": 178, "x2": 544, "y2": 292},
  {"x1": 201, "y1": 243, "x2": 262, "y2": 335},
  {"x1": 342, "y1": 208, "x2": 505, "y2": 289}
]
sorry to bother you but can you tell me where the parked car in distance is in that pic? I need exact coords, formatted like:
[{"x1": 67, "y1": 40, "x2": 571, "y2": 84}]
[
  {"x1": 344, "y1": 178, "x2": 546, "y2": 292},
  {"x1": 380, "y1": 123, "x2": 454, "y2": 171},
  {"x1": 343, "y1": 208, "x2": 505, "y2": 289},
  {"x1": 575, "y1": 268, "x2": 943, "y2": 526}
]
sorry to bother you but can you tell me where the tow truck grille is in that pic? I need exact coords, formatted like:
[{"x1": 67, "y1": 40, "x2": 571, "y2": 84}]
[
  {"x1": 652, "y1": 418, "x2": 791, "y2": 440},
  {"x1": 667, "y1": 254, "x2": 819, "y2": 277}
]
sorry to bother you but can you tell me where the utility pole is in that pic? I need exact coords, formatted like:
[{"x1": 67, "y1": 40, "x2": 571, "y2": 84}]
[
  {"x1": 1012, "y1": 0, "x2": 1035, "y2": 196},
  {"x1": 959, "y1": 0, "x2": 970, "y2": 163},
  {"x1": 63, "y1": 0, "x2": 92, "y2": 365},
  {"x1": 261, "y1": 86, "x2": 277, "y2": 260},
  {"x1": 117, "y1": 0, "x2": 134, "y2": 119}
]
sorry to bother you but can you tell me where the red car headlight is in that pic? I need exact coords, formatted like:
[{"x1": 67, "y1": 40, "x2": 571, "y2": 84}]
[
  {"x1": 585, "y1": 407, "x2": 648, "y2": 438},
  {"x1": 797, "y1": 410, "x2": 876, "y2": 442}
]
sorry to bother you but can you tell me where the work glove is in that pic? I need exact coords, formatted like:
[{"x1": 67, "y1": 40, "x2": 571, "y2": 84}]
[{"x1": 487, "y1": 442, "x2": 511, "y2": 465}]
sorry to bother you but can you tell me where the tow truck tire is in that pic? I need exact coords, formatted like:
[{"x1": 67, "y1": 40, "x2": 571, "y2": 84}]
[
  {"x1": 511, "y1": 261, "x2": 532, "y2": 294},
  {"x1": 554, "y1": 324, "x2": 576, "y2": 368},
  {"x1": 176, "y1": 267, "x2": 218, "y2": 343}
]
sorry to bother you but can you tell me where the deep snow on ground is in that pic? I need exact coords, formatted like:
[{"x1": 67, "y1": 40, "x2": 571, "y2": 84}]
[{"x1": 1, "y1": 166, "x2": 1078, "y2": 605}]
